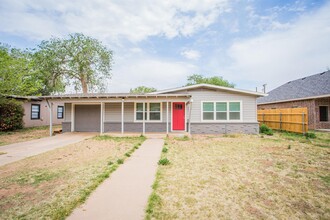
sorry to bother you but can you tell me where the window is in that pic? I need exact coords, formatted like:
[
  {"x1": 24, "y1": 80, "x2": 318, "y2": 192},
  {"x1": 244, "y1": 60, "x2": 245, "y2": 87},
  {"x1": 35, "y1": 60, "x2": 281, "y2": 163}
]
[
  {"x1": 31, "y1": 104, "x2": 40, "y2": 120},
  {"x1": 57, "y1": 106, "x2": 64, "y2": 119},
  {"x1": 202, "y1": 101, "x2": 241, "y2": 121},
  {"x1": 319, "y1": 106, "x2": 328, "y2": 122},
  {"x1": 135, "y1": 103, "x2": 162, "y2": 121}
]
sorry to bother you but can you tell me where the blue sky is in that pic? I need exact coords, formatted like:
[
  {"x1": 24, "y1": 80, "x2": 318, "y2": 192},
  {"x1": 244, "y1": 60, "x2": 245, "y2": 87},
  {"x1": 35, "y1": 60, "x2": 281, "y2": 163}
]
[{"x1": 0, "y1": 0, "x2": 329, "y2": 93}]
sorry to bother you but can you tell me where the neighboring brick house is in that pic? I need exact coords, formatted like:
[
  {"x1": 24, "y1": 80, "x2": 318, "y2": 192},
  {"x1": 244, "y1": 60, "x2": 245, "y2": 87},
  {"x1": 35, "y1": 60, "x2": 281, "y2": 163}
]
[{"x1": 257, "y1": 71, "x2": 330, "y2": 130}]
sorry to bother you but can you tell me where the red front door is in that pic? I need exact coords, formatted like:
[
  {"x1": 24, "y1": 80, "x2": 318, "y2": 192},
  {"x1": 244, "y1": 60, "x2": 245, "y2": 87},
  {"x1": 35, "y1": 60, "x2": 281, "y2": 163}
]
[{"x1": 172, "y1": 102, "x2": 185, "y2": 130}]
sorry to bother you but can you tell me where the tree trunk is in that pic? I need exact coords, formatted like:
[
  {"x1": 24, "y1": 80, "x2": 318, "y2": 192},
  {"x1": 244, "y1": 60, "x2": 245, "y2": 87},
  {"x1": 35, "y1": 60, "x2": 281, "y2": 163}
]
[{"x1": 81, "y1": 77, "x2": 88, "y2": 93}]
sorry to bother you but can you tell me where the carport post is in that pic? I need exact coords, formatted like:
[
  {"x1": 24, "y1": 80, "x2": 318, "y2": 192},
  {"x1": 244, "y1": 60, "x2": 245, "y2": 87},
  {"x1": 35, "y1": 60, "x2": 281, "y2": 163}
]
[
  {"x1": 121, "y1": 99, "x2": 124, "y2": 134},
  {"x1": 46, "y1": 100, "x2": 53, "y2": 137},
  {"x1": 100, "y1": 102, "x2": 104, "y2": 134},
  {"x1": 143, "y1": 101, "x2": 145, "y2": 135}
]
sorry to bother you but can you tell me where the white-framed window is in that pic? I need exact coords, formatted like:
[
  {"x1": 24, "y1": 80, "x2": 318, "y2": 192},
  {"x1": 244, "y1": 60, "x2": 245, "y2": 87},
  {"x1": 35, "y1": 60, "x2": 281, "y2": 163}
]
[
  {"x1": 201, "y1": 101, "x2": 242, "y2": 121},
  {"x1": 57, "y1": 106, "x2": 64, "y2": 119},
  {"x1": 135, "y1": 102, "x2": 162, "y2": 122}
]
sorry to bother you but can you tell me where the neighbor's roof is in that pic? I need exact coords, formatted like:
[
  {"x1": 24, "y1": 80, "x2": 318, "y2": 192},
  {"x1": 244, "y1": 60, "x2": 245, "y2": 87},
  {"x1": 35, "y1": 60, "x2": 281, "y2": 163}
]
[
  {"x1": 42, "y1": 93, "x2": 191, "y2": 99},
  {"x1": 150, "y1": 83, "x2": 267, "y2": 97},
  {"x1": 258, "y1": 70, "x2": 330, "y2": 104}
]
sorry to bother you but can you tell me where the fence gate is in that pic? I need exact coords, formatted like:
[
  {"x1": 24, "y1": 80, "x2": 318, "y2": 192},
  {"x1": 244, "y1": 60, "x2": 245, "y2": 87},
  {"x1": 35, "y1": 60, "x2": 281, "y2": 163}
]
[{"x1": 257, "y1": 108, "x2": 308, "y2": 134}]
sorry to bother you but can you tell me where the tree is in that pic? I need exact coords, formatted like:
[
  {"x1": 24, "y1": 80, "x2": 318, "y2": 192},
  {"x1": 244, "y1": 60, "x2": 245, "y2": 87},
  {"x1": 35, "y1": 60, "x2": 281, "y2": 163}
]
[
  {"x1": 0, "y1": 43, "x2": 43, "y2": 96},
  {"x1": 130, "y1": 86, "x2": 157, "y2": 93},
  {"x1": 186, "y1": 74, "x2": 235, "y2": 88},
  {"x1": 34, "y1": 33, "x2": 113, "y2": 93}
]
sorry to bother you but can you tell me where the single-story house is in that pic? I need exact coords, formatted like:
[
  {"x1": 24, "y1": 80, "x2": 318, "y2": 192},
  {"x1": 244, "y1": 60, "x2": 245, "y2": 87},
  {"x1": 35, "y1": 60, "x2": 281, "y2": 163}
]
[
  {"x1": 257, "y1": 70, "x2": 330, "y2": 129},
  {"x1": 2, "y1": 95, "x2": 64, "y2": 128},
  {"x1": 42, "y1": 84, "x2": 266, "y2": 135}
]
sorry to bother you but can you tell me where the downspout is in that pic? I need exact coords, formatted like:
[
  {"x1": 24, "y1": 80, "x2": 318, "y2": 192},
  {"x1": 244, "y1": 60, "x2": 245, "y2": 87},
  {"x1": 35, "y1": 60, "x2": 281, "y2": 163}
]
[{"x1": 46, "y1": 99, "x2": 53, "y2": 137}]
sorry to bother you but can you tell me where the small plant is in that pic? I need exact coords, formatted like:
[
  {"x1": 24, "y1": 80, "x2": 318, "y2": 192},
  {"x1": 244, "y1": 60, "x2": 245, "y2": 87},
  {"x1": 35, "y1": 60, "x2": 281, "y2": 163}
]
[
  {"x1": 117, "y1": 159, "x2": 124, "y2": 164},
  {"x1": 162, "y1": 147, "x2": 168, "y2": 153},
  {"x1": 125, "y1": 153, "x2": 131, "y2": 157},
  {"x1": 305, "y1": 132, "x2": 316, "y2": 139},
  {"x1": 175, "y1": 135, "x2": 189, "y2": 141},
  {"x1": 108, "y1": 161, "x2": 113, "y2": 165},
  {"x1": 287, "y1": 145, "x2": 291, "y2": 149},
  {"x1": 259, "y1": 124, "x2": 274, "y2": 135},
  {"x1": 164, "y1": 142, "x2": 168, "y2": 146},
  {"x1": 158, "y1": 158, "x2": 170, "y2": 165}
]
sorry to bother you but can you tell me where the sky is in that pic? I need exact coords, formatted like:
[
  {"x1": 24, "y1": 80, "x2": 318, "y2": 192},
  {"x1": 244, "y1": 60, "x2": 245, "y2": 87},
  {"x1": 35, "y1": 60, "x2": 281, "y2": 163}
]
[{"x1": 0, "y1": 0, "x2": 329, "y2": 93}]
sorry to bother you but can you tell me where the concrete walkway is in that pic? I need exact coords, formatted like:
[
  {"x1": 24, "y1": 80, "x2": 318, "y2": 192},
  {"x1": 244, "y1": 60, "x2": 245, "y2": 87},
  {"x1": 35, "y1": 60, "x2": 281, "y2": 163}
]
[
  {"x1": 0, "y1": 132, "x2": 95, "y2": 166},
  {"x1": 68, "y1": 138, "x2": 164, "y2": 220}
]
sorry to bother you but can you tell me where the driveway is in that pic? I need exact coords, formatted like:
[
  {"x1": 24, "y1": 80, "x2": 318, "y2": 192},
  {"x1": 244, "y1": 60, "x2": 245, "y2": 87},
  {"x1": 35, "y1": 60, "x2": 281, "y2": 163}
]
[{"x1": 0, "y1": 132, "x2": 95, "y2": 166}]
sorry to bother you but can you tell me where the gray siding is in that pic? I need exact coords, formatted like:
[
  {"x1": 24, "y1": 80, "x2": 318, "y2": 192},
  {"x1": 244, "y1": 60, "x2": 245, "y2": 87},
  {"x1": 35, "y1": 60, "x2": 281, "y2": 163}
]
[
  {"x1": 169, "y1": 88, "x2": 257, "y2": 123},
  {"x1": 64, "y1": 103, "x2": 71, "y2": 122}
]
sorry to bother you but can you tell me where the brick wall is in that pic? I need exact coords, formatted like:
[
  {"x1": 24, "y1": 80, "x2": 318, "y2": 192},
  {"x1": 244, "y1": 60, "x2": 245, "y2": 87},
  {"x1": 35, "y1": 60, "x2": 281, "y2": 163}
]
[{"x1": 258, "y1": 97, "x2": 330, "y2": 129}]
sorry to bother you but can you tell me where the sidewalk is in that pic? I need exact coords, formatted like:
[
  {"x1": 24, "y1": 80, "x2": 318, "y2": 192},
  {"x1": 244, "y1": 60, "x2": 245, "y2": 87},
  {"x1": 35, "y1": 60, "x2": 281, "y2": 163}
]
[{"x1": 68, "y1": 138, "x2": 164, "y2": 220}]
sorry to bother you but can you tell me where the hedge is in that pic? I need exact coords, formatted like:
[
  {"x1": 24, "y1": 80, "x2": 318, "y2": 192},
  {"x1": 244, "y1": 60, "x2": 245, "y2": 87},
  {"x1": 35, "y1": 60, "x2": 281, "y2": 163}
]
[{"x1": 0, "y1": 97, "x2": 24, "y2": 131}]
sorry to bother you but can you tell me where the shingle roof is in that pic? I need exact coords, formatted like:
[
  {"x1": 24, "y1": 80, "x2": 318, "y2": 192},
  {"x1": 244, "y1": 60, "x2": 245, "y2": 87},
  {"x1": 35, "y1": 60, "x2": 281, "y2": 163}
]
[{"x1": 258, "y1": 70, "x2": 330, "y2": 104}]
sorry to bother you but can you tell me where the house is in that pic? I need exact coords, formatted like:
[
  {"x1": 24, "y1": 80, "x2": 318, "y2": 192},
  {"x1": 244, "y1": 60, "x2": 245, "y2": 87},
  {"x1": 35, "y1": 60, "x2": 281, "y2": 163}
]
[
  {"x1": 257, "y1": 71, "x2": 330, "y2": 129},
  {"x1": 42, "y1": 84, "x2": 266, "y2": 135},
  {"x1": 1, "y1": 95, "x2": 64, "y2": 128}
]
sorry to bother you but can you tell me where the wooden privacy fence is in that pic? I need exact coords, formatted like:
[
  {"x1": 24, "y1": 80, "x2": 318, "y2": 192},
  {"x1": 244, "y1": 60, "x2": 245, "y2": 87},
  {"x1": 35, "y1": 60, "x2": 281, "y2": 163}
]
[{"x1": 258, "y1": 108, "x2": 308, "y2": 134}]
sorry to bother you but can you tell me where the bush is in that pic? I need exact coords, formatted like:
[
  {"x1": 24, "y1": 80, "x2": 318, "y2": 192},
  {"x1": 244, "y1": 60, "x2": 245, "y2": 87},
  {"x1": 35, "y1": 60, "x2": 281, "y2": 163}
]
[
  {"x1": 158, "y1": 158, "x2": 170, "y2": 165},
  {"x1": 259, "y1": 124, "x2": 273, "y2": 136},
  {"x1": 0, "y1": 97, "x2": 24, "y2": 131},
  {"x1": 305, "y1": 132, "x2": 316, "y2": 139}
]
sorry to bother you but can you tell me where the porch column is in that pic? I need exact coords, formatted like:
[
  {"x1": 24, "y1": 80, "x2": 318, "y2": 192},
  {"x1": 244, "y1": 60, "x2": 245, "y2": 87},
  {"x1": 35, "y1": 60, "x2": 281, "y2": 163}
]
[
  {"x1": 188, "y1": 98, "x2": 193, "y2": 135},
  {"x1": 166, "y1": 101, "x2": 169, "y2": 134},
  {"x1": 121, "y1": 99, "x2": 124, "y2": 134},
  {"x1": 100, "y1": 102, "x2": 104, "y2": 134},
  {"x1": 143, "y1": 101, "x2": 145, "y2": 135},
  {"x1": 71, "y1": 103, "x2": 75, "y2": 132}
]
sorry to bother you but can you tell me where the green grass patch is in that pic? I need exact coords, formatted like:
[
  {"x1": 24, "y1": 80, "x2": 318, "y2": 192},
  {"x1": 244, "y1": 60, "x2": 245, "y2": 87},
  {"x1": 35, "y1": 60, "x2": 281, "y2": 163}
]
[
  {"x1": 117, "y1": 159, "x2": 124, "y2": 164},
  {"x1": 320, "y1": 175, "x2": 330, "y2": 185},
  {"x1": 162, "y1": 147, "x2": 168, "y2": 153},
  {"x1": 8, "y1": 170, "x2": 61, "y2": 186},
  {"x1": 158, "y1": 158, "x2": 170, "y2": 165},
  {"x1": 174, "y1": 135, "x2": 190, "y2": 141}
]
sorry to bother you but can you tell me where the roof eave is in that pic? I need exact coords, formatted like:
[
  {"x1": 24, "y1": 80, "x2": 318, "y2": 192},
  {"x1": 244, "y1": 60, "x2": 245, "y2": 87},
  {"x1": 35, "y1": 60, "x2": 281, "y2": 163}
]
[{"x1": 257, "y1": 94, "x2": 330, "y2": 105}]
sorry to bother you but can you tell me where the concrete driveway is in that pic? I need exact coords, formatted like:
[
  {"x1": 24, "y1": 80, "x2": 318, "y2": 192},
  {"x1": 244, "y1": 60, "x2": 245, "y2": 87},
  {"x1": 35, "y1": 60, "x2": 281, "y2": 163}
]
[{"x1": 0, "y1": 132, "x2": 96, "y2": 166}]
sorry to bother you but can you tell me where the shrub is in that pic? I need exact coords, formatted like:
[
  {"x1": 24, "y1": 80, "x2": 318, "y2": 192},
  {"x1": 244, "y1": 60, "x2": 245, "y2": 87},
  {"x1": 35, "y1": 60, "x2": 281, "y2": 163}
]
[
  {"x1": 158, "y1": 158, "x2": 170, "y2": 165},
  {"x1": 0, "y1": 97, "x2": 24, "y2": 131},
  {"x1": 259, "y1": 124, "x2": 273, "y2": 136},
  {"x1": 305, "y1": 132, "x2": 316, "y2": 139}
]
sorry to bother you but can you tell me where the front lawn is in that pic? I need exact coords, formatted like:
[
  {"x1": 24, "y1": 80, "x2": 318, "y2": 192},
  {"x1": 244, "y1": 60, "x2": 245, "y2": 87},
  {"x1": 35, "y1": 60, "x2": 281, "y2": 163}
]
[
  {"x1": 146, "y1": 132, "x2": 330, "y2": 219},
  {"x1": 0, "y1": 135, "x2": 145, "y2": 219},
  {"x1": 0, "y1": 125, "x2": 61, "y2": 146}
]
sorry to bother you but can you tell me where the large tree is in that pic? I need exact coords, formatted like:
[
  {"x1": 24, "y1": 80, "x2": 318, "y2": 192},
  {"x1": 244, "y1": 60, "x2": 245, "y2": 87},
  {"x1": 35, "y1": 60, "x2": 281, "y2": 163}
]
[
  {"x1": 186, "y1": 74, "x2": 235, "y2": 88},
  {"x1": 130, "y1": 86, "x2": 157, "y2": 93},
  {"x1": 0, "y1": 44, "x2": 43, "y2": 96},
  {"x1": 34, "y1": 33, "x2": 113, "y2": 93}
]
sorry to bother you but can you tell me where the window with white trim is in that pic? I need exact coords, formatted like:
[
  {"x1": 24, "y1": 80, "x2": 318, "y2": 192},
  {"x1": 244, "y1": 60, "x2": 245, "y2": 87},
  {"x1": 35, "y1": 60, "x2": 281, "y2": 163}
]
[
  {"x1": 57, "y1": 106, "x2": 64, "y2": 119},
  {"x1": 31, "y1": 104, "x2": 40, "y2": 120},
  {"x1": 202, "y1": 101, "x2": 241, "y2": 121},
  {"x1": 135, "y1": 103, "x2": 162, "y2": 121}
]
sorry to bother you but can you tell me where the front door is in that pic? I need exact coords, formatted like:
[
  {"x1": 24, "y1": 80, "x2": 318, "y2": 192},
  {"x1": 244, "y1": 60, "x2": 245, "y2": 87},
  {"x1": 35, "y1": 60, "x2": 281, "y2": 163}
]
[{"x1": 172, "y1": 102, "x2": 185, "y2": 130}]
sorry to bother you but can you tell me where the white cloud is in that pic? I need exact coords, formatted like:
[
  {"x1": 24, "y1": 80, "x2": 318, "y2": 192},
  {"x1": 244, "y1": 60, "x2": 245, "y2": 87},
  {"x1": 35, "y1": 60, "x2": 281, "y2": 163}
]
[
  {"x1": 0, "y1": 0, "x2": 230, "y2": 42},
  {"x1": 181, "y1": 49, "x2": 201, "y2": 60},
  {"x1": 224, "y1": 2, "x2": 330, "y2": 90},
  {"x1": 108, "y1": 56, "x2": 197, "y2": 92}
]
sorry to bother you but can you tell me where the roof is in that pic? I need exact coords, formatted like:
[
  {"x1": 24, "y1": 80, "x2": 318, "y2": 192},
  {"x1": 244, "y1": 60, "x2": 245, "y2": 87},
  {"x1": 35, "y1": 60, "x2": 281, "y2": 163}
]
[
  {"x1": 42, "y1": 93, "x2": 191, "y2": 99},
  {"x1": 0, "y1": 94, "x2": 41, "y2": 101},
  {"x1": 150, "y1": 83, "x2": 267, "y2": 97},
  {"x1": 258, "y1": 70, "x2": 330, "y2": 104}
]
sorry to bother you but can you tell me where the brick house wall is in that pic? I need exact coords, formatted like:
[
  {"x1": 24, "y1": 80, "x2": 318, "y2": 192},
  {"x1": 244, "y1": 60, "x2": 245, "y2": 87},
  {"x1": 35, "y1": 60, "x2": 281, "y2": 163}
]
[{"x1": 258, "y1": 97, "x2": 330, "y2": 130}]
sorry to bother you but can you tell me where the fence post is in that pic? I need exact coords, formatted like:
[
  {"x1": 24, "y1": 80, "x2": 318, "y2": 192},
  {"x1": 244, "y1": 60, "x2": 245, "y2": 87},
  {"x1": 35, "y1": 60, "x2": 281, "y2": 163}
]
[
  {"x1": 280, "y1": 112, "x2": 282, "y2": 131},
  {"x1": 263, "y1": 113, "x2": 265, "y2": 124},
  {"x1": 302, "y1": 112, "x2": 305, "y2": 134}
]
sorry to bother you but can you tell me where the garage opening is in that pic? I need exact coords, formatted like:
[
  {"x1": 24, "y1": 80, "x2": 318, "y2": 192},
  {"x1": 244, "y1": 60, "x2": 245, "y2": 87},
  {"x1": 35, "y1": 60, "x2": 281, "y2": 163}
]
[{"x1": 75, "y1": 105, "x2": 101, "y2": 132}]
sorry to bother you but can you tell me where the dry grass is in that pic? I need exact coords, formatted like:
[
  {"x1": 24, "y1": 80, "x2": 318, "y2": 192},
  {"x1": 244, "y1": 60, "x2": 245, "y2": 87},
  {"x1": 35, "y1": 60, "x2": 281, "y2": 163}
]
[
  {"x1": 0, "y1": 135, "x2": 145, "y2": 219},
  {"x1": 147, "y1": 132, "x2": 330, "y2": 219},
  {"x1": 0, "y1": 125, "x2": 62, "y2": 146}
]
